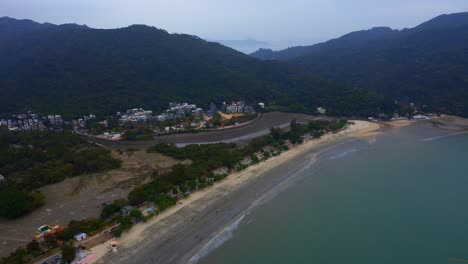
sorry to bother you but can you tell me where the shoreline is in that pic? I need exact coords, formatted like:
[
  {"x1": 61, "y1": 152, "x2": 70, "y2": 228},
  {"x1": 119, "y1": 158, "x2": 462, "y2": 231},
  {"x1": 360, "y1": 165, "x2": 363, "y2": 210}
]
[{"x1": 90, "y1": 120, "x2": 380, "y2": 264}]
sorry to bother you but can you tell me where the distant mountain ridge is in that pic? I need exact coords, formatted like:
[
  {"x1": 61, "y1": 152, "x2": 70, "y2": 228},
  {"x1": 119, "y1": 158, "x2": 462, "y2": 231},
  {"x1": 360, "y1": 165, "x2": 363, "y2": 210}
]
[
  {"x1": 250, "y1": 12, "x2": 468, "y2": 116},
  {"x1": 415, "y1": 12, "x2": 468, "y2": 30},
  {"x1": 0, "y1": 17, "x2": 386, "y2": 118}
]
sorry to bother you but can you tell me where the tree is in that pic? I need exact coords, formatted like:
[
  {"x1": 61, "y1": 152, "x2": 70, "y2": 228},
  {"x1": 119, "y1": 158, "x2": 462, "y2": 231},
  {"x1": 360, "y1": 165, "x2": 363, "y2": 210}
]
[
  {"x1": 171, "y1": 164, "x2": 188, "y2": 185},
  {"x1": 0, "y1": 186, "x2": 44, "y2": 219},
  {"x1": 270, "y1": 127, "x2": 283, "y2": 142},
  {"x1": 44, "y1": 233, "x2": 58, "y2": 248},
  {"x1": 26, "y1": 240, "x2": 40, "y2": 252},
  {"x1": 130, "y1": 209, "x2": 143, "y2": 219},
  {"x1": 128, "y1": 186, "x2": 147, "y2": 206},
  {"x1": 61, "y1": 243, "x2": 76, "y2": 263},
  {"x1": 101, "y1": 198, "x2": 127, "y2": 219},
  {"x1": 250, "y1": 155, "x2": 260, "y2": 164}
]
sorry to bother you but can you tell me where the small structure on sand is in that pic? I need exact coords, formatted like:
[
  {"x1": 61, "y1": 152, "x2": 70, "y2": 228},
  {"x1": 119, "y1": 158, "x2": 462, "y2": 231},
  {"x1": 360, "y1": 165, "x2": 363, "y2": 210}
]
[
  {"x1": 108, "y1": 241, "x2": 119, "y2": 253},
  {"x1": 33, "y1": 224, "x2": 61, "y2": 239},
  {"x1": 74, "y1": 233, "x2": 87, "y2": 241}
]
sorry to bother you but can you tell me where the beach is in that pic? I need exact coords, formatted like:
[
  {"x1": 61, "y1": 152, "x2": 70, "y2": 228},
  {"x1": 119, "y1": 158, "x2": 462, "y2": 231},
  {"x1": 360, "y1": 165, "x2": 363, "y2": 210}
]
[{"x1": 90, "y1": 120, "x2": 380, "y2": 264}]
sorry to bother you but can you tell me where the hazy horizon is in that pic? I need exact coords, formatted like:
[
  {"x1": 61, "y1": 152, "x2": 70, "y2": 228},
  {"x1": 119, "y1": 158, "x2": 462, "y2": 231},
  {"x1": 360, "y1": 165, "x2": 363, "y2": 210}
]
[{"x1": 1, "y1": 0, "x2": 467, "y2": 53}]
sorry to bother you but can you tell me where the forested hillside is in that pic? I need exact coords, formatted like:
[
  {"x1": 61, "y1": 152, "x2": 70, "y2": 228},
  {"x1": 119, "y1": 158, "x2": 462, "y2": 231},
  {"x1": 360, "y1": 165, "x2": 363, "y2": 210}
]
[
  {"x1": 251, "y1": 12, "x2": 468, "y2": 116},
  {"x1": 0, "y1": 17, "x2": 388, "y2": 118}
]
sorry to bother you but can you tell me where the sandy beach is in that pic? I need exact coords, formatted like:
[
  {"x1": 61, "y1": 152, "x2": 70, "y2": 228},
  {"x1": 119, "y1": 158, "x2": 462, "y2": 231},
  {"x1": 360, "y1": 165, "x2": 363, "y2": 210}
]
[{"x1": 90, "y1": 120, "x2": 380, "y2": 264}]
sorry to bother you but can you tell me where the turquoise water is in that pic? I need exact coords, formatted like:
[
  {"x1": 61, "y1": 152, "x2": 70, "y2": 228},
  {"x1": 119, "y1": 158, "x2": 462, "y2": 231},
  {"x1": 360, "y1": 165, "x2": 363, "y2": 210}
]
[{"x1": 200, "y1": 125, "x2": 468, "y2": 264}]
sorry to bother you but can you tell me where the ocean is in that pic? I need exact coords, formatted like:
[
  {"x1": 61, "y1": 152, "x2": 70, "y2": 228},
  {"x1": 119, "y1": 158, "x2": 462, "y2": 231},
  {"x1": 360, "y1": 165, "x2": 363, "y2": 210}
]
[{"x1": 198, "y1": 122, "x2": 468, "y2": 264}]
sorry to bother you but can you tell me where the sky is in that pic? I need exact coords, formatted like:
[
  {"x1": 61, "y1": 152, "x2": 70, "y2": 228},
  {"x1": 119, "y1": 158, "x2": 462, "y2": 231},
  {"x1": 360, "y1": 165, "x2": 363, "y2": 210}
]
[{"x1": 1, "y1": 0, "x2": 467, "y2": 53}]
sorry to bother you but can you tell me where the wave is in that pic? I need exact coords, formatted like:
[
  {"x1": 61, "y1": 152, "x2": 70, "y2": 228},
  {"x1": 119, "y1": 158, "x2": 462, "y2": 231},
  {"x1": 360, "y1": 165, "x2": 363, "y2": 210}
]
[
  {"x1": 328, "y1": 147, "x2": 359, "y2": 160},
  {"x1": 315, "y1": 138, "x2": 369, "y2": 161},
  {"x1": 421, "y1": 132, "x2": 468, "y2": 142},
  {"x1": 187, "y1": 215, "x2": 246, "y2": 264}
]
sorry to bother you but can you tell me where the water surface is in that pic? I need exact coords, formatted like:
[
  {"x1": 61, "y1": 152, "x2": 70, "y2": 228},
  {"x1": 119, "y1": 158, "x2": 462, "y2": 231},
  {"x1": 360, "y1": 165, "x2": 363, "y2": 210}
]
[{"x1": 200, "y1": 124, "x2": 468, "y2": 264}]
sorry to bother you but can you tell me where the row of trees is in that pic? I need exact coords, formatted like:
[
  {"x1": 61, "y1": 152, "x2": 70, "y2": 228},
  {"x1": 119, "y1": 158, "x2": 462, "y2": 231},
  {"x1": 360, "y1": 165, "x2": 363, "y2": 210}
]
[{"x1": 147, "y1": 119, "x2": 348, "y2": 197}]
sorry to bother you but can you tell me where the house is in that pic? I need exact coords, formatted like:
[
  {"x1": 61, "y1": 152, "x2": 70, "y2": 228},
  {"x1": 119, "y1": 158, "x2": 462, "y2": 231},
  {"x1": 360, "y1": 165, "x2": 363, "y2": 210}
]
[
  {"x1": 156, "y1": 115, "x2": 166, "y2": 121},
  {"x1": 413, "y1": 115, "x2": 430, "y2": 120},
  {"x1": 316, "y1": 107, "x2": 326, "y2": 115},
  {"x1": 212, "y1": 167, "x2": 228, "y2": 176},
  {"x1": 121, "y1": 206, "x2": 135, "y2": 217},
  {"x1": 33, "y1": 224, "x2": 61, "y2": 238},
  {"x1": 207, "y1": 103, "x2": 217, "y2": 116},
  {"x1": 141, "y1": 207, "x2": 154, "y2": 217},
  {"x1": 74, "y1": 233, "x2": 87, "y2": 241},
  {"x1": 244, "y1": 106, "x2": 255, "y2": 113}
]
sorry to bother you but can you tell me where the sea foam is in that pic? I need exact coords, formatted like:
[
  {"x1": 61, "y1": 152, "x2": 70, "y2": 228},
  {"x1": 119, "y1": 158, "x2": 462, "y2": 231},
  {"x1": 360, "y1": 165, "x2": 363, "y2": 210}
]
[
  {"x1": 421, "y1": 131, "x2": 468, "y2": 142},
  {"x1": 187, "y1": 215, "x2": 246, "y2": 264}
]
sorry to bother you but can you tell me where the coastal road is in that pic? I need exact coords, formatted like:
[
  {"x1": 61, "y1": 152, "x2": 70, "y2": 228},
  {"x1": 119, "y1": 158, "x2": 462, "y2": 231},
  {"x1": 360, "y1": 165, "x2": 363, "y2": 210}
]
[
  {"x1": 88, "y1": 112, "x2": 332, "y2": 149},
  {"x1": 96, "y1": 144, "x2": 322, "y2": 264}
]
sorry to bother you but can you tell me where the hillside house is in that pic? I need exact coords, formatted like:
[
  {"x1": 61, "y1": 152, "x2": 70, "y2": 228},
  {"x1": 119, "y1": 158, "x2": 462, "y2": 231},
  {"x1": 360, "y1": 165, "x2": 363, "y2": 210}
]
[{"x1": 121, "y1": 206, "x2": 135, "y2": 217}]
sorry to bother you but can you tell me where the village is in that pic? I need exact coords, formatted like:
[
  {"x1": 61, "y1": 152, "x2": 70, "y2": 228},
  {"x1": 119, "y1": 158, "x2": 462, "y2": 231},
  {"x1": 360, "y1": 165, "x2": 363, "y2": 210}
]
[
  {"x1": 0, "y1": 112, "x2": 66, "y2": 132},
  {"x1": 71, "y1": 101, "x2": 264, "y2": 141},
  {"x1": 0, "y1": 101, "x2": 436, "y2": 139},
  {"x1": 0, "y1": 101, "x2": 264, "y2": 139}
]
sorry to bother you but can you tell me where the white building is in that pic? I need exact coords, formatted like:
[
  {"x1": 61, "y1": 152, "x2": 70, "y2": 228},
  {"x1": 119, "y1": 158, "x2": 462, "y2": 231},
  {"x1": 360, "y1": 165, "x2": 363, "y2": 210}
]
[{"x1": 317, "y1": 107, "x2": 326, "y2": 115}]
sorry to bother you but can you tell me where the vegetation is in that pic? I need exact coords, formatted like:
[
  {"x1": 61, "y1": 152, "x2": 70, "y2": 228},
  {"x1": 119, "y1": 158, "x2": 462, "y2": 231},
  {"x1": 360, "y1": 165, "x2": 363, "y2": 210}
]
[
  {"x1": 122, "y1": 122, "x2": 154, "y2": 141},
  {"x1": 0, "y1": 129, "x2": 121, "y2": 219},
  {"x1": 1, "y1": 248, "x2": 34, "y2": 264},
  {"x1": 147, "y1": 119, "x2": 348, "y2": 194},
  {"x1": 100, "y1": 198, "x2": 128, "y2": 219},
  {"x1": 56, "y1": 218, "x2": 108, "y2": 241},
  {"x1": 0, "y1": 119, "x2": 348, "y2": 264},
  {"x1": 0, "y1": 129, "x2": 122, "y2": 190},
  {"x1": 0, "y1": 186, "x2": 44, "y2": 219},
  {"x1": 252, "y1": 12, "x2": 468, "y2": 117},
  {"x1": 61, "y1": 243, "x2": 77, "y2": 263},
  {"x1": 0, "y1": 17, "x2": 388, "y2": 119}
]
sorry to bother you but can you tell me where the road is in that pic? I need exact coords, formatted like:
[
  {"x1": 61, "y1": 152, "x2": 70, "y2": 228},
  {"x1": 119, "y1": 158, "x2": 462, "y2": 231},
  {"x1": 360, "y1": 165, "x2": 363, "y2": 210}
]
[{"x1": 88, "y1": 112, "x2": 331, "y2": 149}]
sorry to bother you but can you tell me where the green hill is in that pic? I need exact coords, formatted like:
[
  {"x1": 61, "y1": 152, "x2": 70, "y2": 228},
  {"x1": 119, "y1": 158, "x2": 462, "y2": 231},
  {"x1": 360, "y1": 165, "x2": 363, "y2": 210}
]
[
  {"x1": 0, "y1": 17, "x2": 387, "y2": 118},
  {"x1": 251, "y1": 12, "x2": 468, "y2": 116}
]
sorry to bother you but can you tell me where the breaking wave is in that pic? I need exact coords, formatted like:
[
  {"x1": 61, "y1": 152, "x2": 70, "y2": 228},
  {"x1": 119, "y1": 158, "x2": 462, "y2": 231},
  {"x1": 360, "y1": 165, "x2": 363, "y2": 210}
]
[
  {"x1": 328, "y1": 147, "x2": 359, "y2": 160},
  {"x1": 187, "y1": 215, "x2": 245, "y2": 264},
  {"x1": 421, "y1": 132, "x2": 468, "y2": 142}
]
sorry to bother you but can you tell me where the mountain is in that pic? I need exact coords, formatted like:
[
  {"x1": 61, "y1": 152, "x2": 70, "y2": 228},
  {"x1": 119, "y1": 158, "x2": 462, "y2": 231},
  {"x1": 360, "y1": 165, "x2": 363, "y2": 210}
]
[
  {"x1": 251, "y1": 12, "x2": 468, "y2": 116},
  {"x1": 251, "y1": 27, "x2": 401, "y2": 60},
  {"x1": 0, "y1": 17, "x2": 387, "y2": 118},
  {"x1": 415, "y1": 12, "x2": 468, "y2": 30}
]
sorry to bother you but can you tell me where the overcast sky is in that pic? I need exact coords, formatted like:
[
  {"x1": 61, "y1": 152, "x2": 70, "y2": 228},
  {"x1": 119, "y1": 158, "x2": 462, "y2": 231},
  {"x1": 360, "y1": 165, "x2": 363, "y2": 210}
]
[{"x1": 1, "y1": 0, "x2": 467, "y2": 52}]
